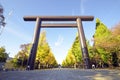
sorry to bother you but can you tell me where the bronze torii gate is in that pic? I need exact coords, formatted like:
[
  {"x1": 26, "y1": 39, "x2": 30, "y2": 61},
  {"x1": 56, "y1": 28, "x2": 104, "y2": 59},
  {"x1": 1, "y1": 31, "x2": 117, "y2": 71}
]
[{"x1": 24, "y1": 16, "x2": 94, "y2": 70}]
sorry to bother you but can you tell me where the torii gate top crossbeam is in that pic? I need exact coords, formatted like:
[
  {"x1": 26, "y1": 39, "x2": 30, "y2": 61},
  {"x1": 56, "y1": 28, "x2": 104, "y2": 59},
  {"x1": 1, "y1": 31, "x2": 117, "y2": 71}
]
[
  {"x1": 23, "y1": 16, "x2": 94, "y2": 28},
  {"x1": 24, "y1": 16, "x2": 94, "y2": 21}
]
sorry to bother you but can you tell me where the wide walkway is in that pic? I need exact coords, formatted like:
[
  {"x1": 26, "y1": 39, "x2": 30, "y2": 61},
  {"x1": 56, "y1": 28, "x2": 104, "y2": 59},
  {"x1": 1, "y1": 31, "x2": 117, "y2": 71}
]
[{"x1": 0, "y1": 68, "x2": 120, "y2": 80}]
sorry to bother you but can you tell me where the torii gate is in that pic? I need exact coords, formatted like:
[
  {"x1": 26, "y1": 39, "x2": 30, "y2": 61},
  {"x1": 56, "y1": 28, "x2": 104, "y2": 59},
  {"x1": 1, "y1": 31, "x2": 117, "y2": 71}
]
[{"x1": 24, "y1": 16, "x2": 94, "y2": 70}]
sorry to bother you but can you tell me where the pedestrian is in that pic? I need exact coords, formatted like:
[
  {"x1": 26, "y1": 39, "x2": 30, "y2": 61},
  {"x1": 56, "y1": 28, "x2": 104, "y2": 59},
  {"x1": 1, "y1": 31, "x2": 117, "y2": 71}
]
[
  {"x1": 27, "y1": 65, "x2": 30, "y2": 70},
  {"x1": 92, "y1": 64, "x2": 95, "y2": 69}
]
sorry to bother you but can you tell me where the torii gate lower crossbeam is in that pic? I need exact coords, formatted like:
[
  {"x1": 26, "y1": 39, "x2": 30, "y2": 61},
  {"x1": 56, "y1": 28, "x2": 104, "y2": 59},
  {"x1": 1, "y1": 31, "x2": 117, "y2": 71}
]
[{"x1": 23, "y1": 16, "x2": 94, "y2": 70}]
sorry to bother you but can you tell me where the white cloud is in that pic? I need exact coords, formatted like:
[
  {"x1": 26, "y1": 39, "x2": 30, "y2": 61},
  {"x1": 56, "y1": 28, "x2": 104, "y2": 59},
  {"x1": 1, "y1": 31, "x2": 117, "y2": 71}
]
[
  {"x1": 55, "y1": 35, "x2": 64, "y2": 47},
  {"x1": 6, "y1": 27, "x2": 31, "y2": 42},
  {"x1": 80, "y1": 0, "x2": 86, "y2": 15},
  {"x1": 5, "y1": 21, "x2": 31, "y2": 42},
  {"x1": 8, "y1": 10, "x2": 13, "y2": 16}
]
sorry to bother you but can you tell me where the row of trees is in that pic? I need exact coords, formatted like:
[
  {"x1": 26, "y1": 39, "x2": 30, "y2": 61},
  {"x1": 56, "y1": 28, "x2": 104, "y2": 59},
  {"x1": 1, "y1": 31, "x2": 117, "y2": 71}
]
[
  {"x1": 35, "y1": 31, "x2": 58, "y2": 68},
  {"x1": 93, "y1": 19, "x2": 120, "y2": 67},
  {"x1": 9, "y1": 31, "x2": 58, "y2": 69},
  {"x1": 5, "y1": 18, "x2": 120, "y2": 69},
  {"x1": 62, "y1": 34, "x2": 82, "y2": 68},
  {"x1": 62, "y1": 18, "x2": 120, "y2": 68}
]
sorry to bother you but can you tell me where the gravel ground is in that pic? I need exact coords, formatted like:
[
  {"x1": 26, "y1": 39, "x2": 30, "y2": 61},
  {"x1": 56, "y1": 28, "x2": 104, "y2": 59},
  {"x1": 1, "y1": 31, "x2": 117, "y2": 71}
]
[{"x1": 0, "y1": 68, "x2": 120, "y2": 80}]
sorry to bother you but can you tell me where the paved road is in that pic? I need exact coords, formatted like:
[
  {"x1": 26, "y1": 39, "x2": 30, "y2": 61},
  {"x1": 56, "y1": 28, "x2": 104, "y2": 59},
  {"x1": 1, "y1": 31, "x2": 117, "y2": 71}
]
[{"x1": 0, "y1": 68, "x2": 120, "y2": 80}]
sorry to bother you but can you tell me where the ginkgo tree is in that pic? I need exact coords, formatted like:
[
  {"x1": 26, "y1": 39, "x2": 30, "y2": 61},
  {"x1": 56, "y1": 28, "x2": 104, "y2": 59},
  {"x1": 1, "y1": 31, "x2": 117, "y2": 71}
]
[
  {"x1": 62, "y1": 34, "x2": 92, "y2": 68},
  {"x1": 92, "y1": 18, "x2": 111, "y2": 67},
  {"x1": 62, "y1": 34, "x2": 83, "y2": 68},
  {"x1": 35, "y1": 31, "x2": 58, "y2": 69},
  {"x1": 62, "y1": 18, "x2": 120, "y2": 68},
  {"x1": 10, "y1": 31, "x2": 58, "y2": 69}
]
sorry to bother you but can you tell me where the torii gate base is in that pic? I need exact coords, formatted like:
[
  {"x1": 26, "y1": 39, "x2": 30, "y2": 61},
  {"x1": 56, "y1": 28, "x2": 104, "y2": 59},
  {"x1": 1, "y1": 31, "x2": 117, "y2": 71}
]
[{"x1": 24, "y1": 16, "x2": 94, "y2": 70}]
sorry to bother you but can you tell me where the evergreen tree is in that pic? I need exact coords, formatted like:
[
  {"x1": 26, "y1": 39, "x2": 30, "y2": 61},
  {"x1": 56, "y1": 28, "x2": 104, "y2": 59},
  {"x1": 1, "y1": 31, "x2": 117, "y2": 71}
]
[{"x1": 0, "y1": 46, "x2": 8, "y2": 62}]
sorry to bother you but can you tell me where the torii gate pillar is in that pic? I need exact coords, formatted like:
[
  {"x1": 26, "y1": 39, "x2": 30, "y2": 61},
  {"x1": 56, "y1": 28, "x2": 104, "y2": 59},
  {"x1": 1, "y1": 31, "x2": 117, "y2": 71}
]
[
  {"x1": 24, "y1": 16, "x2": 94, "y2": 70},
  {"x1": 77, "y1": 18, "x2": 91, "y2": 69}
]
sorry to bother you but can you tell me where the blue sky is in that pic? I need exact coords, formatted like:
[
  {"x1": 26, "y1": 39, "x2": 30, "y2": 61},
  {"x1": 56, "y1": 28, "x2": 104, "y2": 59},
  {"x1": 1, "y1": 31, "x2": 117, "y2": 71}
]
[{"x1": 0, "y1": 0, "x2": 120, "y2": 64}]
